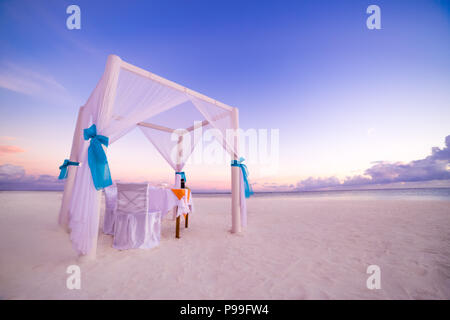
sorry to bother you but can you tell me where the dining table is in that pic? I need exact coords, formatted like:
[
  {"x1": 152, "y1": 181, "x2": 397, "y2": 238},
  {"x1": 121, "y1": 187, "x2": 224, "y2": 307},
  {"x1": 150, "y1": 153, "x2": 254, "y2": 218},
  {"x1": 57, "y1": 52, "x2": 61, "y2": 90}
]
[{"x1": 103, "y1": 183, "x2": 193, "y2": 238}]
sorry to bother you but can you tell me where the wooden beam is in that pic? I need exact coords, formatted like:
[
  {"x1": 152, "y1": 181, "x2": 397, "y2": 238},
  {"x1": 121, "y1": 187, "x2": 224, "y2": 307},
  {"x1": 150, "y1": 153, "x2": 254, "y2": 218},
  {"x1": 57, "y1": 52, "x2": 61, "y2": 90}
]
[
  {"x1": 115, "y1": 108, "x2": 232, "y2": 135},
  {"x1": 185, "y1": 120, "x2": 209, "y2": 132},
  {"x1": 185, "y1": 110, "x2": 231, "y2": 132},
  {"x1": 118, "y1": 56, "x2": 234, "y2": 112},
  {"x1": 137, "y1": 121, "x2": 176, "y2": 133},
  {"x1": 112, "y1": 115, "x2": 176, "y2": 133}
]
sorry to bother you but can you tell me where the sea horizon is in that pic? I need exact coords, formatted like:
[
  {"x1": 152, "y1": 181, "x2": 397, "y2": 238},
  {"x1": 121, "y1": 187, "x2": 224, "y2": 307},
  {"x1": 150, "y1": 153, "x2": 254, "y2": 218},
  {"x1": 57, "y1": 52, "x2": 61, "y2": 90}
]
[{"x1": 2, "y1": 186, "x2": 449, "y2": 201}]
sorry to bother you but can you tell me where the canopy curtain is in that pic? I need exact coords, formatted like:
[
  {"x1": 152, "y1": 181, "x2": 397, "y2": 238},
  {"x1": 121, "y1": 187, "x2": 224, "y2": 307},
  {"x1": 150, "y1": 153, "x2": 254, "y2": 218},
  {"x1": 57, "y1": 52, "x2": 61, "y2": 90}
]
[
  {"x1": 188, "y1": 96, "x2": 237, "y2": 158},
  {"x1": 69, "y1": 55, "x2": 121, "y2": 255},
  {"x1": 68, "y1": 55, "x2": 247, "y2": 255},
  {"x1": 137, "y1": 100, "x2": 207, "y2": 173},
  {"x1": 188, "y1": 96, "x2": 248, "y2": 227}
]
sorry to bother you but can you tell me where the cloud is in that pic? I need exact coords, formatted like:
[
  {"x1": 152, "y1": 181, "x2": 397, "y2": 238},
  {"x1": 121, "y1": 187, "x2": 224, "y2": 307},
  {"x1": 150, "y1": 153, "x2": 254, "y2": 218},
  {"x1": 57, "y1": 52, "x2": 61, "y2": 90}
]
[
  {"x1": 0, "y1": 62, "x2": 75, "y2": 105},
  {"x1": 296, "y1": 135, "x2": 450, "y2": 191},
  {"x1": 0, "y1": 164, "x2": 26, "y2": 181},
  {"x1": 0, "y1": 145, "x2": 25, "y2": 155},
  {"x1": 296, "y1": 176, "x2": 341, "y2": 190},
  {"x1": 0, "y1": 136, "x2": 16, "y2": 141},
  {"x1": 250, "y1": 181, "x2": 294, "y2": 192},
  {"x1": 0, "y1": 164, "x2": 63, "y2": 191}
]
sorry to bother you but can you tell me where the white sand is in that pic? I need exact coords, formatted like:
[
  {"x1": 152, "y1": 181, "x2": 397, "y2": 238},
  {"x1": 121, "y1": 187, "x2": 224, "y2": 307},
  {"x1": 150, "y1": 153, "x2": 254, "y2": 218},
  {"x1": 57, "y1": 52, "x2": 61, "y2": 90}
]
[{"x1": 0, "y1": 191, "x2": 449, "y2": 300}]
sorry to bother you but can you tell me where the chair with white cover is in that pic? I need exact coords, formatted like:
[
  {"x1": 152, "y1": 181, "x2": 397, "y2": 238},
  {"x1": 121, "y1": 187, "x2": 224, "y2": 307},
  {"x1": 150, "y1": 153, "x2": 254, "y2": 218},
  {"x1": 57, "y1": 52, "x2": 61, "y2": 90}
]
[{"x1": 113, "y1": 183, "x2": 161, "y2": 250}]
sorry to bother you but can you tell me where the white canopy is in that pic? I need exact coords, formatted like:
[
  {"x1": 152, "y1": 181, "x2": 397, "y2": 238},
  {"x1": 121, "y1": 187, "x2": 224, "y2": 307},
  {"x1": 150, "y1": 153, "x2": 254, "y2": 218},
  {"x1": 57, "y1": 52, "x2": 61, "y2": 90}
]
[{"x1": 58, "y1": 55, "x2": 247, "y2": 257}]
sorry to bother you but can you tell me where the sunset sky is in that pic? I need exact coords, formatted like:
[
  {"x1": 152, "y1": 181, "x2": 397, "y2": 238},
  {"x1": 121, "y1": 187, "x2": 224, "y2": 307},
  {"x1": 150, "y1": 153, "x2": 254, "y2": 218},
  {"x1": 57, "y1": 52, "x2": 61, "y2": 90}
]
[{"x1": 0, "y1": 0, "x2": 449, "y2": 191}]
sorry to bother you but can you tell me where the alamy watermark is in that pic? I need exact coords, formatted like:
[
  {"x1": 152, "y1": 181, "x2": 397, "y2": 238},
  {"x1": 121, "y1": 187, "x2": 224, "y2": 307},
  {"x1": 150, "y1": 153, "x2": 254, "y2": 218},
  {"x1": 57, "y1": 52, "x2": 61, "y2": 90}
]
[
  {"x1": 166, "y1": 121, "x2": 280, "y2": 177},
  {"x1": 366, "y1": 265, "x2": 381, "y2": 290},
  {"x1": 66, "y1": 5, "x2": 81, "y2": 30},
  {"x1": 66, "y1": 265, "x2": 81, "y2": 290},
  {"x1": 366, "y1": 5, "x2": 381, "y2": 30},
  {"x1": 65, "y1": 5, "x2": 381, "y2": 31}
]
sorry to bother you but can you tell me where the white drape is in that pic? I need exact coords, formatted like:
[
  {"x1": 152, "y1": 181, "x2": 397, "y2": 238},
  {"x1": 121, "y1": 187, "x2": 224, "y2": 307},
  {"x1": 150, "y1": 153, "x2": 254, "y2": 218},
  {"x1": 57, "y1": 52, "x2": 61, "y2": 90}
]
[
  {"x1": 189, "y1": 96, "x2": 237, "y2": 158},
  {"x1": 69, "y1": 55, "x2": 121, "y2": 254},
  {"x1": 67, "y1": 55, "x2": 247, "y2": 255}
]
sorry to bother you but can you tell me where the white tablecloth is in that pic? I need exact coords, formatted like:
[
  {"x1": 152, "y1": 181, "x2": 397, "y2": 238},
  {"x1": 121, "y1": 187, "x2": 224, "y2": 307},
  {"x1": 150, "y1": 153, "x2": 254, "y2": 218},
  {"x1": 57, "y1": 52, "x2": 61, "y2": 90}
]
[
  {"x1": 103, "y1": 183, "x2": 193, "y2": 235},
  {"x1": 147, "y1": 186, "x2": 193, "y2": 218}
]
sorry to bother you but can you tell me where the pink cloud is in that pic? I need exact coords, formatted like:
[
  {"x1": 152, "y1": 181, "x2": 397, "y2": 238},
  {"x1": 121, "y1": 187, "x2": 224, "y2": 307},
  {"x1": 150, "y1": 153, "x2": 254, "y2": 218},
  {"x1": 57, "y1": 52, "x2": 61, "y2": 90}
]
[
  {"x1": 0, "y1": 145, "x2": 25, "y2": 155},
  {"x1": 0, "y1": 136, "x2": 16, "y2": 141}
]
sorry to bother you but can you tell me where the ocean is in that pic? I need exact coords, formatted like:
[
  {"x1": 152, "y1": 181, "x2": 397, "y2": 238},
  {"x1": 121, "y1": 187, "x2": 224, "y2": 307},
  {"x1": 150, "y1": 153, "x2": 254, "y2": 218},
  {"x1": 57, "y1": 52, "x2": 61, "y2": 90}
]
[
  {"x1": 1, "y1": 188, "x2": 450, "y2": 201},
  {"x1": 194, "y1": 188, "x2": 450, "y2": 201}
]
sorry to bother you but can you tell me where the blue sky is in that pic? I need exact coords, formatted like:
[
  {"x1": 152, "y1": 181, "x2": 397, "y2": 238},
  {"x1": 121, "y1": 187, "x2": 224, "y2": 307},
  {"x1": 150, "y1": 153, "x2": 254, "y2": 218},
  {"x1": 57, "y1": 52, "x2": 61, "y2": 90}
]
[{"x1": 0, "y1": 0, "x2": 449, "y2": 191}]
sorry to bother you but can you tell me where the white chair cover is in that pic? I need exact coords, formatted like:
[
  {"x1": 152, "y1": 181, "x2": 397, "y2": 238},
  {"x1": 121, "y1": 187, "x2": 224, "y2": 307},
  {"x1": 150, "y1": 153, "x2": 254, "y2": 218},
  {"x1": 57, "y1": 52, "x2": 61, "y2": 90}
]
[{"x1": 112, "y1": 183, "x2": 161, "y2": 250}]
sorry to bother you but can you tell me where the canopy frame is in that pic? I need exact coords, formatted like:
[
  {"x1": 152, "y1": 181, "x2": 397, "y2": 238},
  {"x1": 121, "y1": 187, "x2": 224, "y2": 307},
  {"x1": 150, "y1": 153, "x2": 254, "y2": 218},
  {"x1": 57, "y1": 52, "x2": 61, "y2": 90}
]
[{"x1": 58, "y1": 55, "x2": 245, "y2": 259}]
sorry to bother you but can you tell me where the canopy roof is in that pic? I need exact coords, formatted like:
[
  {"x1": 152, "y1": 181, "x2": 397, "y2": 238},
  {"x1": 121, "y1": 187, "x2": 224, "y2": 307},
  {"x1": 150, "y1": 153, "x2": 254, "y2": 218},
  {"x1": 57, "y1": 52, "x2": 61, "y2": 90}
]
[{"x1": 78, "y1": 55, "x2": 239, "y2": 172}]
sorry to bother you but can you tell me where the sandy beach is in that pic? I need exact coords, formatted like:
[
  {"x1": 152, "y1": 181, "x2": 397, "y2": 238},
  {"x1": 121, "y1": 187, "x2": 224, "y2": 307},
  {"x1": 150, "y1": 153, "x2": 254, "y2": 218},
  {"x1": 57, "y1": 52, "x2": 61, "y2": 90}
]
[{"x1": 0, "y1": 191, "x2": 449, "y2": 300}]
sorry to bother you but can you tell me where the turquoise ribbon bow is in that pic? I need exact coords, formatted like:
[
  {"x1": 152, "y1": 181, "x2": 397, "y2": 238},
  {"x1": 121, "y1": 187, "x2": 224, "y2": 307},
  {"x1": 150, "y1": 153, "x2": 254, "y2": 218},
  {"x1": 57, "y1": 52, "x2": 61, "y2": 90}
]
[
  {"x1": 175, "y1": 171, "x2": 186, "y2": 182},
  {"x1": 84, "y1": 124, "x2": 112, "y2": 190},
  {"x1": 231, "y1": 157, "x2": 253, "y2": 198},
  {"x1": 58, "y1": 159, "x2": 79, "y2": 179}
]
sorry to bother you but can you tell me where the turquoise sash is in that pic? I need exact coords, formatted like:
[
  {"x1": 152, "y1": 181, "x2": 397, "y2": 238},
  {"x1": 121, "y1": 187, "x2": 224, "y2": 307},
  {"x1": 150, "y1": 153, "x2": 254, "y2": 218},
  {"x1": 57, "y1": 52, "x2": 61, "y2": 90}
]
[
  {"x1": 231, "y1": 157, "x2": 253, "y2": 198},
  {"x1": 83, "y1": 124, "x2": 112, "y2": 190},
  {"x1": 58, "y1": 159, "x2": 79, "y2": 179},
  {"x1": 175, "y1": 171, "x2": 186, "y2": 182}
]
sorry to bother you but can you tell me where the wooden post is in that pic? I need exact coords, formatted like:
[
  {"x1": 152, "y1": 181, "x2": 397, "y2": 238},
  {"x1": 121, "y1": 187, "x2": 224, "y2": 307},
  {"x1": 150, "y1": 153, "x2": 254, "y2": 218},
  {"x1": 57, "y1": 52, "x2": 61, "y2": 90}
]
[
  {"x1": 231, "y1": 107, "x2": 241, "y2": 233},
  {"x1": 176, "y1": 215, "x2": 180, "y2": 238},
  {"x1": 58, "y1": 106, "x2": 85, "y2": 232}
]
